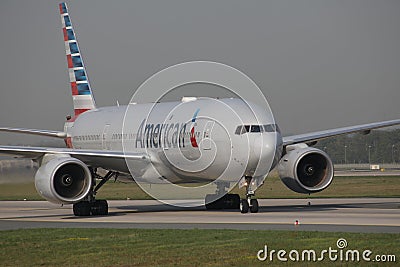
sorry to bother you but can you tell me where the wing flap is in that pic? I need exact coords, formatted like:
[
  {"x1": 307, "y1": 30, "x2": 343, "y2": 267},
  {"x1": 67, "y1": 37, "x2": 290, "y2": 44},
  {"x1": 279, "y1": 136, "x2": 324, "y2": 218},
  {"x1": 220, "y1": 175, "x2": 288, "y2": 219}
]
[{"x1": 283, "y1": 119, "x2": 400, "y2": 146}]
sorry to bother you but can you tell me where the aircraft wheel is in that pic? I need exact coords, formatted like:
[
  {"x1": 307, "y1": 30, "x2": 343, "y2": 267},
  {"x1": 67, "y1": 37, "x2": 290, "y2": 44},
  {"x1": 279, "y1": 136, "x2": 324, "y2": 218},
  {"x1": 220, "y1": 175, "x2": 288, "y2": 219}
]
[
  {"x1": 229, "y1": 194, "x2": 240, "y2": 209},
  {"x1": 205, "y1": 194, "x2": 241, "y2": 210},
  {"x1": 250, "y1": 199, "x2": 259, "y2": 213},
  {"x1": 240, "y1": 199, "x2": 249, "y2": 213},
  {"x1": 91, "y1": 200, "x2": 108, "y2": 215},
  {"x1": 73, "y1": 201, "x2": 91, "y2": 216},
  {"x1": 223, "y1": 194, "x2": 240, "y2": 209},
  {"x1": 205, "y1": 194, "x2": 220, "y2": 210}
]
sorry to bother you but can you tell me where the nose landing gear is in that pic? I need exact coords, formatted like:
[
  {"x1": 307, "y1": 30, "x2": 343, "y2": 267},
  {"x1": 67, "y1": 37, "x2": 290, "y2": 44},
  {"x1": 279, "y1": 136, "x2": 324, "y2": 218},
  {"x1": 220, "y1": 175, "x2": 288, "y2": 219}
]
[{"x1": 240, "y1": 176, "x2": 259, "y2": 213}]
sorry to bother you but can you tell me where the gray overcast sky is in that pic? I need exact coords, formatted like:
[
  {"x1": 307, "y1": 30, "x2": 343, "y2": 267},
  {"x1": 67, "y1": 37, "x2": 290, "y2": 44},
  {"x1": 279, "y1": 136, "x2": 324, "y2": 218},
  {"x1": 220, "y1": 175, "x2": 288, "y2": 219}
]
[{"x1": 0, "y1": 0, "x2": 399, "y2": 145}]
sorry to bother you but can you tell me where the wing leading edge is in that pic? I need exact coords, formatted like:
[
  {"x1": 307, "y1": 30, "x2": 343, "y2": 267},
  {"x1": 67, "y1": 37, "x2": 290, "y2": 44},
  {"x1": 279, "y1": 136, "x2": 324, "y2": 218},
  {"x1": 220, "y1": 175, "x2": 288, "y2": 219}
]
[
  {"x1": 0, "y1": 145, "x2": 150, "y2": 175},
  {"x1": 283, "y1": 119, "x2": 400, "y2": 146},
  {"x1": 0, "y1": 127, "x2": 67, "y2": 138}
]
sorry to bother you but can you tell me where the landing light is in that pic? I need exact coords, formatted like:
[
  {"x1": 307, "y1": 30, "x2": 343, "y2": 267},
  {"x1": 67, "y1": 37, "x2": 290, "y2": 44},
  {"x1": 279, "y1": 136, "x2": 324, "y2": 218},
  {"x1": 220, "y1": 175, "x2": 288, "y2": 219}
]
[{"x1": 181, "y1": 97, "x2": 197, "y2": 102}]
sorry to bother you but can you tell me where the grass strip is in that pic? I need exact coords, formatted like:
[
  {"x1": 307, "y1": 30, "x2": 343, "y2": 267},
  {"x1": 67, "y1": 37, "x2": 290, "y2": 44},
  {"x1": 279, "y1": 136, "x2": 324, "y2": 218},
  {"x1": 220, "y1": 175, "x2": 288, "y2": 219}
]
[
  {"x1": 0, "y1": 175, "x2": 399, "y2": 201},
  {"x1": 0, "y1": 228, "x2": 399, "y2": 266}
]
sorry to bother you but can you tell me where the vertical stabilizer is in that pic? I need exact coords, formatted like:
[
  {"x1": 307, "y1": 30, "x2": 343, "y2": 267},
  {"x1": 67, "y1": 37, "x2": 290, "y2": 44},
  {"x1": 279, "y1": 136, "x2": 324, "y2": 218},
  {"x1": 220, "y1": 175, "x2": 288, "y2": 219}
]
[{"x1": 59, "y1": 3, "x2": 96, "y2": 116}]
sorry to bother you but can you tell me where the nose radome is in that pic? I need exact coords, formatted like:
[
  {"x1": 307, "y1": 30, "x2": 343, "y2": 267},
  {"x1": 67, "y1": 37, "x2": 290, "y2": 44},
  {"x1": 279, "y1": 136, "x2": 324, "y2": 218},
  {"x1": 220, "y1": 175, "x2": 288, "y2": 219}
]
[
  {"x1": 253, "y1": 134, "x2": 276, "y2": 152},
  {"x1": 253, "y1": 134, "x2": 277, "y2": 177}
]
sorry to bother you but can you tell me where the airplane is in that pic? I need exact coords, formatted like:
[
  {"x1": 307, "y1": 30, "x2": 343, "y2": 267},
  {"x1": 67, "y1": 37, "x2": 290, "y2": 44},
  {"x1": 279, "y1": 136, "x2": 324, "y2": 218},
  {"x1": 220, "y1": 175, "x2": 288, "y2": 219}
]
[{"x1": 1, "y1": 2, "x2": 400, "y2": 216}]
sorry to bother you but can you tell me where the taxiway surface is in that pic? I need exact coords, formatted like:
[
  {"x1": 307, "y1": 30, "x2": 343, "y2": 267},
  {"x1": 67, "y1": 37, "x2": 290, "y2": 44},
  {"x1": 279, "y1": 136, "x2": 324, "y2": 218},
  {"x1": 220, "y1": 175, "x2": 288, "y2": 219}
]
[{"x1": 0, "y1": 198, "x2": 399, "y2": 233}]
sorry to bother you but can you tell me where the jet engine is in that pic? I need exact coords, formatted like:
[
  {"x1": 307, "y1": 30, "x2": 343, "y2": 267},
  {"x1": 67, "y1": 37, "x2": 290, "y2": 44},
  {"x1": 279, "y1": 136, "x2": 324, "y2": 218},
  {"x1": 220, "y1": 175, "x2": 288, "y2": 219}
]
[
  {"x1": 277, "y1": 145, "x2": 333, "y2": 194},
  {"x1": 35, "y1": 155, "x2": 92, "y2": 204}
]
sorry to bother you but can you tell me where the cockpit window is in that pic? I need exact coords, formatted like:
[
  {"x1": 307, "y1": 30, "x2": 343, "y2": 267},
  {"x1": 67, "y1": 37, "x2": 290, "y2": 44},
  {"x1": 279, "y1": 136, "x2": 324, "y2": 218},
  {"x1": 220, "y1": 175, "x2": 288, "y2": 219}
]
[
  {"x1": 264, "y1": 124, "x2": 281, "y2": 133},
  {"x1": 251, "y1": 125, "x2": 261, "y2": 132},
  {"x1": 235, "y1": 126, "x2": 242, "y2": 135},
  {"x1": 235, "y1": 124, "x2": 281, "y2": 135},
  {"x1": 264, "y1": 124, "x2": 274, "y2": 132}
]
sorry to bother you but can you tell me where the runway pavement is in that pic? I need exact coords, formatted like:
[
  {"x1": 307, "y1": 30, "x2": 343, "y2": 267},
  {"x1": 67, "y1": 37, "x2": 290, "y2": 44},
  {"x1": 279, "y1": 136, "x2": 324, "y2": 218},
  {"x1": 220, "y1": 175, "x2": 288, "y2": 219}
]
[
  {"x1": 334, "y1": 170, "x2": 400, "y2": 176},
  {"x1": 0, "y1": 198, "x2": 399, "y2": 233}
]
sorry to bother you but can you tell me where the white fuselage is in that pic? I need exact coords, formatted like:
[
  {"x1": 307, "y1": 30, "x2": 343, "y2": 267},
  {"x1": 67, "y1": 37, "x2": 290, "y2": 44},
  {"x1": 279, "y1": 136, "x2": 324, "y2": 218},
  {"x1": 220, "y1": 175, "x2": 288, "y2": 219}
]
[{"x1": 66, "y1": 98, "x2": 283, "y2": 184}]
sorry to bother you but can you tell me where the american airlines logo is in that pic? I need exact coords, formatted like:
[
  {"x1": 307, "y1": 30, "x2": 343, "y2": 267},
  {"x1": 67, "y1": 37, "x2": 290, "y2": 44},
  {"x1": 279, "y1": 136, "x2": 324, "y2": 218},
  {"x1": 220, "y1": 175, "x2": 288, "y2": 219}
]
[{"x1": 135, "y1": 109, "x2": 200, "y2": 149}]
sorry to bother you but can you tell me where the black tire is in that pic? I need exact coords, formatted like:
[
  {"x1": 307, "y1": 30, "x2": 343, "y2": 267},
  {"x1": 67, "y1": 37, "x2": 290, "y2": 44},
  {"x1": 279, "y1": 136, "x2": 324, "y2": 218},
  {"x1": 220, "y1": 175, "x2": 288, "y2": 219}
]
[
  {"x1": 240, "y1": 199, "x2": 249, "y2": 213},
  {"x1": 224, "y1": 194, "x2": 240, "y2": 209},
  {"x1": 250, "y1": 199, "x2": 259, "y2": 213},
  {"x1": 73, "y1": 201, "x2": 91, "y2": 216},
  {"x1": 205, "y1": 201, "x2": 218, "y2": 210},
  {"x1": 99, "y1": 200, "x2": 108, "y2": 215},
  {"x1": 205, "y1": 194, "x2": 216, "y2": 210},
  {"x1": 91, "y1": 200, "x2": 108, "y2": 215},
  {"x1": 205, "y1": 194, "x2": 241, "y2": 210},
  {"x1": 205, "y1": 194, "x2": 223, "y2": 210}
]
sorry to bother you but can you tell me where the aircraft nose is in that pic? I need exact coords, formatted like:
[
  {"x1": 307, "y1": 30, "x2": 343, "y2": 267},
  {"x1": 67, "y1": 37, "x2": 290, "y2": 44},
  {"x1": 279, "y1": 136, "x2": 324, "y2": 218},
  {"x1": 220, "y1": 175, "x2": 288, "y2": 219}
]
[{"x1": 252, "y1": 133, "x2": 278, "y2": 176}]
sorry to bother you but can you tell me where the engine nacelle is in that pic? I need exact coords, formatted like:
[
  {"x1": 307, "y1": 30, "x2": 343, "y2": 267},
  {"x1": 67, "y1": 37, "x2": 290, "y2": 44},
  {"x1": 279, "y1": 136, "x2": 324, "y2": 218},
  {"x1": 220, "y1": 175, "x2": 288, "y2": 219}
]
[
  {"x1": 35, "y1": 156, "x2": 92, "y2": 204},
  {"x1": 277, "y1": 146, "x2": 334, "y2": 194}
]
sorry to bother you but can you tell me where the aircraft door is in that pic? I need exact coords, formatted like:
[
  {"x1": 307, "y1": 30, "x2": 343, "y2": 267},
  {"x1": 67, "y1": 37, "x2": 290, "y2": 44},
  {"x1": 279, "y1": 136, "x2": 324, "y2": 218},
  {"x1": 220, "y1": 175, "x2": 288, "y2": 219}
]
[
  {"x1": 202, "y1": 121, "x2": 214, "y2": 150},
  {"x1": 102, "y1": 124, "x2": 111, "y2": 150}
]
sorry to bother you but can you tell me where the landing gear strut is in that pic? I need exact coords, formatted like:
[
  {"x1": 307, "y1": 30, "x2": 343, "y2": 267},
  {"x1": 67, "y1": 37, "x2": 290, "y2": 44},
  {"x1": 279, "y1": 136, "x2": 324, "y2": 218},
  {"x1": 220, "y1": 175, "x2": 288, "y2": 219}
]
[
  {"x1": 73, "y1": 169, "x2": 118, "y2": 216},
  {"x1": 240, "y1": 176, "x2": 259, "y2": 214}
]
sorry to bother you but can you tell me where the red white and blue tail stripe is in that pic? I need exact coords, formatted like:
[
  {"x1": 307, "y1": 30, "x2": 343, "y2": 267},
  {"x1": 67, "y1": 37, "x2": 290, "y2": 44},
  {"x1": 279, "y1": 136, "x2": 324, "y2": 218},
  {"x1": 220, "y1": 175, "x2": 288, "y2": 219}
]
[{"x1": 59, "y1": 2, "x2": 96, "y2": 116}]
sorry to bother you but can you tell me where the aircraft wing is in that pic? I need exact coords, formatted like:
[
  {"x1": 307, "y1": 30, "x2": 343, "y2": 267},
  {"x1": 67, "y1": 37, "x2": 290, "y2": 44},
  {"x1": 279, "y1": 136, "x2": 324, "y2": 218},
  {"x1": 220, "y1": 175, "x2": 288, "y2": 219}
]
[
  {"x1": 283, "y1": 119, "x2": 400, "y2": 146},
  {"x1": 0, "y1": 145, "x2": 150, "y2": 174},
  {"x1": 0, "y1": 127, "x2": 67, "y2": 138}
]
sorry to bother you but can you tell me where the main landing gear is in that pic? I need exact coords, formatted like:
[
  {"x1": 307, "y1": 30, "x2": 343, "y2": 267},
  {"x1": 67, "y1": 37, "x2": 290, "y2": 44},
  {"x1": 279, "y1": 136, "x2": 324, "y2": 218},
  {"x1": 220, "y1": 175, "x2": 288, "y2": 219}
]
[
  {"x1": 73, "y1": 169, "x2": 119, "y2": 216},
  {"x1": 205, "y1": 193, "x2": 241, "y2": 210},
  {"x1": 240, "y1": 176, "x2": 259, "y2": 214},
  {"x1": 205, "y1": 181, "x2": 240, "y2": 210},
  {"x1": 204, "y1": 178, "x2": 259, "y2": 213}
]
